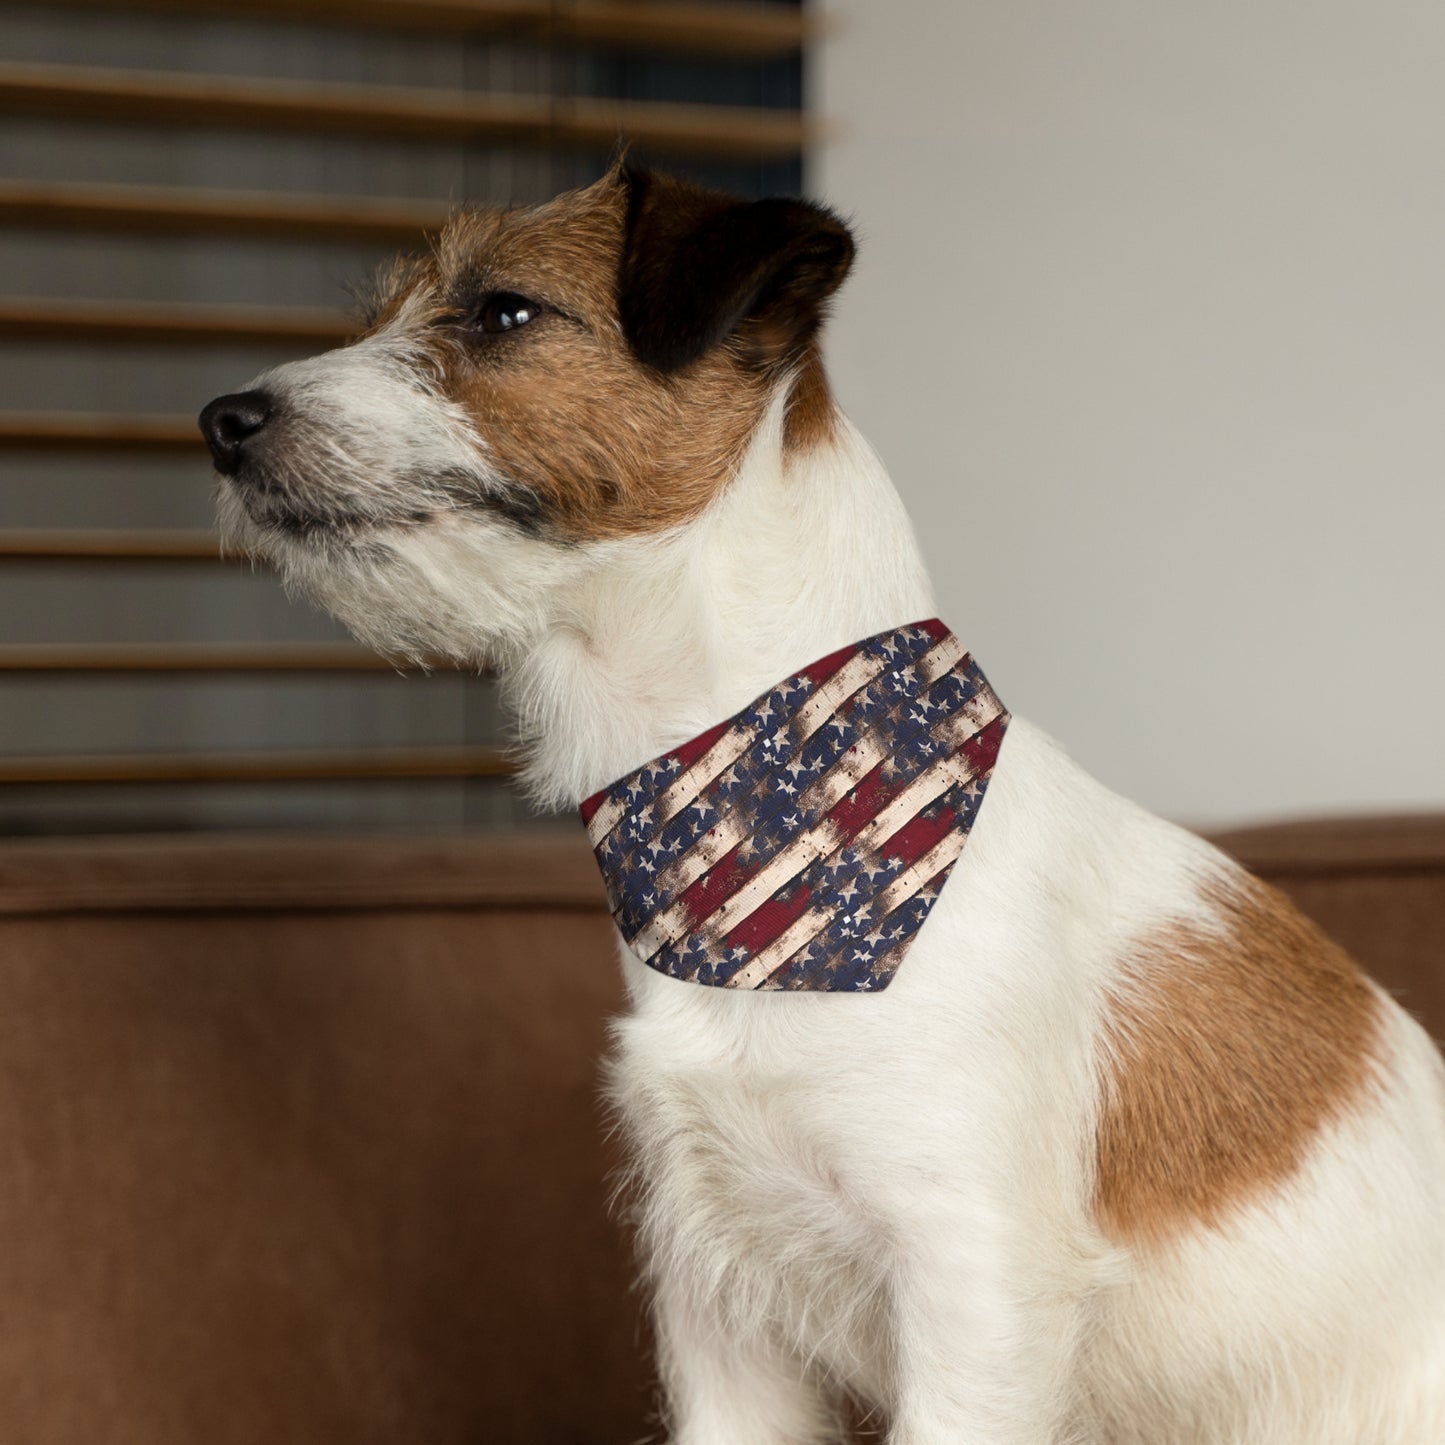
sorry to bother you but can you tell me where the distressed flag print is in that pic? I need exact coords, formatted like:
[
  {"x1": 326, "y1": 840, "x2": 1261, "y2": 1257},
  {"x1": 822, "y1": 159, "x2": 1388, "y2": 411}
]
[{"x1": 580, "y1": 620, "x2": 1009, "y2": 992}]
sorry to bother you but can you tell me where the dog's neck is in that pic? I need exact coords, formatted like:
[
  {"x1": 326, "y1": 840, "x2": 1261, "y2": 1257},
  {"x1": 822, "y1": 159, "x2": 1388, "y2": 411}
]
[{"x1": 504, "y1": 395, "x2": 938, "y2": 809}]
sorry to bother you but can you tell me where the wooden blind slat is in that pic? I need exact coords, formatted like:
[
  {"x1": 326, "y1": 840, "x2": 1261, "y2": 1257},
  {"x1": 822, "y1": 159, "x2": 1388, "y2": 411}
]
[
  {"x1": 559, "y1": 0, "x2": 811, "y2": 57},
  {"x1": 29, "y1": 0, "x2": 811, "y2": 58},
  {"x1": 0, "y1": 62, "x2": 813, "y2": 161},
  {"x1": 0, "y1": 746, "x2": 513, "y2": 784},
  {"x1": 0, "y1": 413, "x2": 203, "y2": 451},
  {"x1": 0, "y1": 529, "x2": 224, "y2": 561},
  {"x1": 0, "y1": 180, "x2": 448, "y2": 244},
  {"x1": 0, "y1": 297, "x2": 352, "y2": 348}
]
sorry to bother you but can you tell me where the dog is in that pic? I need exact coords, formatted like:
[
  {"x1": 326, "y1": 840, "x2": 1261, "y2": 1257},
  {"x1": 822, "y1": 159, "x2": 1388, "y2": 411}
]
[{"x1": 200, "y1": 163, "x2": 1445, "y2": 1443}]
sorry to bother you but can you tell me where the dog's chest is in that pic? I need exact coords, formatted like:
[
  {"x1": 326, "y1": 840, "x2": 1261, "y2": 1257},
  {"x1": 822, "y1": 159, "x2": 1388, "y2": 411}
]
[{"x1": 611, "y1": 989, "x2": 894, "y2": 1390}]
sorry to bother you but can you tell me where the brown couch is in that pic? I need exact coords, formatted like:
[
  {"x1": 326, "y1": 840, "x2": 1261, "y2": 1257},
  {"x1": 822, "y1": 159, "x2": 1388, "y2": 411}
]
[{"x1": 0, "y1": 817, "x2": 1440, "y2": 1444}]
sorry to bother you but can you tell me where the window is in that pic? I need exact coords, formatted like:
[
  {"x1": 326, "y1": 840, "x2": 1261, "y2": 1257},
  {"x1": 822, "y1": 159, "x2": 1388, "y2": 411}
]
[{"x1": 0, "y1": 0, "x2": 808, "y2": 834}]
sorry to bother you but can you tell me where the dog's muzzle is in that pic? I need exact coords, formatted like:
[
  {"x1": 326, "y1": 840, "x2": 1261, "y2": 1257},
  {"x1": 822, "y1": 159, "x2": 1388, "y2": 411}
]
[{"x1": 199, "y1": 390, "x2": 274, "y2": 476}]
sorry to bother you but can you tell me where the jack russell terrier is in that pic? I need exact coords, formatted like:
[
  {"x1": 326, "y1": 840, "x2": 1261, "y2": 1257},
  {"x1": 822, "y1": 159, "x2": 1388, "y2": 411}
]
[{"x1": 200, "y1": 164, "x2": 1445, "y2": 1444}]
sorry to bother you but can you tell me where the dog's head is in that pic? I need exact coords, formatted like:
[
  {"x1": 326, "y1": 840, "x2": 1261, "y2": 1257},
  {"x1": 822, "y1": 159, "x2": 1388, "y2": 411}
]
[{"x1": 199, "y1": 165, "x2": 854, "y2": 662}]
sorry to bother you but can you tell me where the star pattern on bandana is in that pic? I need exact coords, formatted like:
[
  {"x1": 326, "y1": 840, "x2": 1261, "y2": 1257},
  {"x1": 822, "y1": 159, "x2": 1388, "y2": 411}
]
[{"x1": 581, "y1": 621, "x2": 1008, "y2": 992}]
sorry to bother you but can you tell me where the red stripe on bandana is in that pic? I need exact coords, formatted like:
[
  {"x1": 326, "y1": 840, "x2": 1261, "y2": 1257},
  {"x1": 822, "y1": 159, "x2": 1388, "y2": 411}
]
[
  {"x1": 961, "y1": 714, "x2": 1007, "y2": 773},
  {"x1": 678, "y1": 843, "x2": 749, "y2": 931},
  {"x1": 877, "y1": 802, "x2": 959, "y2": 866},
  {"x1": 726, "y1": 881, "x2": 813, "y2": 954},
  {"x1": 824, "y1": 760, "x2": 894, "y2": 837}
]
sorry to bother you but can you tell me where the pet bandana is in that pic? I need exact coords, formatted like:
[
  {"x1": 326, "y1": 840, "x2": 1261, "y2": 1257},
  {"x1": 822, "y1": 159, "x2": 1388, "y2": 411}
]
[{"x1": 581, "y1": 620, "x2": 1009, "y2": 992}]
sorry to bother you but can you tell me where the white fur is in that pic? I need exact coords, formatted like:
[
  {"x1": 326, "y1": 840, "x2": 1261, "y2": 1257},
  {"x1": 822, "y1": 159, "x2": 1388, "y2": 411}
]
[{"x1": 221, "y1": 354, "x2": 1445, "y2": 1444}]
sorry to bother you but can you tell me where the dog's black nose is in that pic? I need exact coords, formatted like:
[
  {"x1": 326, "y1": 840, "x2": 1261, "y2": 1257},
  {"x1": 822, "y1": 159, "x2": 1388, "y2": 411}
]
[{"x1": 199, "y1": 390, "x2": 273, "y2": 475}]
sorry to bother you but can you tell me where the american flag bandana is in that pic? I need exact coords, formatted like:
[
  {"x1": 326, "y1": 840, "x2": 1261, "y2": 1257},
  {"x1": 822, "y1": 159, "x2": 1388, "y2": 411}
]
[{"x1": 580, "y1": 620, "x2": 1009, "y2": 993}]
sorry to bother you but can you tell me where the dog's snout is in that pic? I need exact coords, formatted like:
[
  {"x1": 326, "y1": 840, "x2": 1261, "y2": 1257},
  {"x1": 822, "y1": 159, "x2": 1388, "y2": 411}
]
[{"x1": 199, "y1": 390, "x2": 273, "y2": 475}]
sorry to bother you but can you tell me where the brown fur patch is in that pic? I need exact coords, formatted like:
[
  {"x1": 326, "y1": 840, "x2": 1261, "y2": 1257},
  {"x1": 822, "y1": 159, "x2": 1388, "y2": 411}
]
[
  {"x1": 783, "y1": 342, "x2": 839, "y2": 452},
  {"x1": 1093, "y1": 873, "x2": 1382, "y2": 1247},
  {"x1": 365, "y1": 174, "x2": 802, "y2": 542}
]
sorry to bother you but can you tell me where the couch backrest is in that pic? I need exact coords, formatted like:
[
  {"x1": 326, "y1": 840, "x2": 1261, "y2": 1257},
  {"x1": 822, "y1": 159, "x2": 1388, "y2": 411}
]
[{"x1": 0, "y1": 833, "x2": 648, "y2": 1445}]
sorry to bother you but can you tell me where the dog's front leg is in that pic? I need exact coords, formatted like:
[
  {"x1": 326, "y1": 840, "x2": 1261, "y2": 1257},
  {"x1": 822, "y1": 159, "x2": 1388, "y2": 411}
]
[
  {"x1": 884, "y1": 1201, "x2": 1089, "y2": 1445},
  {"x1": 653, "y1": 1274, "x2": 842, "y2": 1445}
]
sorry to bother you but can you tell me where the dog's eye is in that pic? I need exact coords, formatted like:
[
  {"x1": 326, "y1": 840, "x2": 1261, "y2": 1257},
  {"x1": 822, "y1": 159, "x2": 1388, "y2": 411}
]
[{"x1": 472, "y1": 292, "x2": 542, "y2": 335}]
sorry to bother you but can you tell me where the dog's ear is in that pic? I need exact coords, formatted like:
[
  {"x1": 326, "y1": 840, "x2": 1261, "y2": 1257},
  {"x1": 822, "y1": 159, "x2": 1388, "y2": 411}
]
[{"x1": 617, "y1": 166, "x2": 855, "y2": 376}]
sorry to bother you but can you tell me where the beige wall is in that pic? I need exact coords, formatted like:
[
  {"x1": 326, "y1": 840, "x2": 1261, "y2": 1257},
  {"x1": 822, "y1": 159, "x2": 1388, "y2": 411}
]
[{"x1": 814, "y1": 1, "x2": 1445, "y2": 827}]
